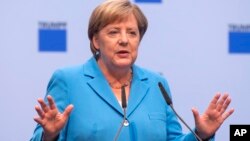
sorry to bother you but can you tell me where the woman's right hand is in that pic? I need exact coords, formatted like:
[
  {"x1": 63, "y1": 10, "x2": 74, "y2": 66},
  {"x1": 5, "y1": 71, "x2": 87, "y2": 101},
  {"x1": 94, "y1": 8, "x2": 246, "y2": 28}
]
[{"x1": 34, "y1": 95, "x2": 74, "y2": 141}]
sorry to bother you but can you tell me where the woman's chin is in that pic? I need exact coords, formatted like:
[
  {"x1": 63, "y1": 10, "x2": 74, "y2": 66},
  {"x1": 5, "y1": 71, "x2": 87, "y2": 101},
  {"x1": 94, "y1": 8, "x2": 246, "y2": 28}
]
[{"x1": 114, "y1": 59, "x2": 133, "y2": 68}]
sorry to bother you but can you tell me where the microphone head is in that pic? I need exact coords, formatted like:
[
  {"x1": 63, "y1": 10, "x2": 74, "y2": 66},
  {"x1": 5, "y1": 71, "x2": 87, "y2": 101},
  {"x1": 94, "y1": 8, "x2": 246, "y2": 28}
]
[
  {"x1": 121, "y1": 85, "x2": 127, "y2": 109},
  {"x1": 158, "y1": 82, "x2": 173, "y2": 105}
]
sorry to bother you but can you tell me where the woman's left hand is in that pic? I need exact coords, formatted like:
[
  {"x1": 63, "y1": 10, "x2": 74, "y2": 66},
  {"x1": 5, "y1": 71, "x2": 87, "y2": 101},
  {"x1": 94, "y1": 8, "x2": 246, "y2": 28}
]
[{"x1": 192, "y1": 93, "x2": 234, "y2": 139}]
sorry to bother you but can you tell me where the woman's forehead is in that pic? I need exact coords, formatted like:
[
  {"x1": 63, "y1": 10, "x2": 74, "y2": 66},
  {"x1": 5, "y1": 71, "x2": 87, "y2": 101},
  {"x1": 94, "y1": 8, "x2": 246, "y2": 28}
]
[{"x1": 104, "y1": 14, "x2": 138, "y2": 27}]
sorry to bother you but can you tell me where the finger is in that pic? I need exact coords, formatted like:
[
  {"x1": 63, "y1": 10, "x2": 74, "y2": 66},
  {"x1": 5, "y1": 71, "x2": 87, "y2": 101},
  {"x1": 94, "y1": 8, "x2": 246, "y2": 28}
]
[
  {"x1": 222, "y1": 108, "x2": 234, "y2": 121},
  {"x1": 37, "y1": 98, "x2": 49, "y2": 113},
  {"x1": 35, "y1": 105, "x2": 45, "y2": 118},
  {"x1": 220, "y1": 96, "x2": 232, "y2": 114},
  {"x1": 208, "y1": 93, "x2": 221, "y2": 109},
  {"x1": 62, "y1": 104, "x2": 74, "y2": 118},
  {"x1": 191, "y1": 107, "x2": 200, "y2": 124},
  {"x1": 33, "y1": 116, "x2": 45, "y2": 126},
  {"x1": 47, "y1": 95, "x2": 57, "y2": 110},
  {"x1": 216, "y1": 94, "x2": 229, "y2": 112}
]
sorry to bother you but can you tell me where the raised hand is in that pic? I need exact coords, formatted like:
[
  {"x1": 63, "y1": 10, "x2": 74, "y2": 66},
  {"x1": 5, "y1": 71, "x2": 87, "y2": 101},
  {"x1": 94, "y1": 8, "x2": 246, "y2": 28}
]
[
  {"x1": 34, "y1": 95, "x2": 74, "y2": 141},
  {"x1": 192, "y1": 93, "x2": 234, "y2": 139}
]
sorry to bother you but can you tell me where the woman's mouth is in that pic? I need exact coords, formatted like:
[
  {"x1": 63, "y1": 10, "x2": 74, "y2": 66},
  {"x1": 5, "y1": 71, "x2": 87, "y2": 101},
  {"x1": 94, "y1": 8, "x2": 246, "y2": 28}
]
[{"x1": 116, "y1": 50, "x2": 129, "y2": 58}]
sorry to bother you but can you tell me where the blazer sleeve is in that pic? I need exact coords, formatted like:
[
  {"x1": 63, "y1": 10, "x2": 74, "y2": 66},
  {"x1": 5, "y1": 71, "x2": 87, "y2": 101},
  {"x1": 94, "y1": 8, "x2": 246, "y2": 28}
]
[
  {"x1": 160, "y1": 80, "x2": 215, "y2": 141},
  {"x1": 30, "y1": 69, "x2": 70, "y2": 141}
]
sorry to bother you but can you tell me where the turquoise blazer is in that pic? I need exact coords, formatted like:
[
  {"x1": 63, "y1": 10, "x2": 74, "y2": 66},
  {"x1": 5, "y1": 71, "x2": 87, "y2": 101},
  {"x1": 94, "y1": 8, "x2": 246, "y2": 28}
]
[{"x1": 30, "y1": 57, "x2": 205, "y2": 141}]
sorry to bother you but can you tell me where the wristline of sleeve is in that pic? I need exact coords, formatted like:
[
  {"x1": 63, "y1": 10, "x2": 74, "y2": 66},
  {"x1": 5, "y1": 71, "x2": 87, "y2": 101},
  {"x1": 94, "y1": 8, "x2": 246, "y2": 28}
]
[
  {"x1": 41, "y1": 131, "x2": 59, "y2": 141},
  {"x1": 195, "y1": 129, "x2": 215, "y2": 141}
]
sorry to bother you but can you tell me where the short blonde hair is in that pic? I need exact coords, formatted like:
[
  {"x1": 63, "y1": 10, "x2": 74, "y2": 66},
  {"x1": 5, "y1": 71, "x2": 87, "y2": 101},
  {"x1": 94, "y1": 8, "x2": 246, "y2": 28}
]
[{"x1": 88, "y1": 0, "x2": 148, "y2": 56}]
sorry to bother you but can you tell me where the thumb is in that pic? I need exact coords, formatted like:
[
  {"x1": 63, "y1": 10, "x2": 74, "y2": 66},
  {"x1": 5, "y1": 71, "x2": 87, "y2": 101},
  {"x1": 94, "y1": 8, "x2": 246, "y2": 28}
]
[
  {"x1": 192, "y1": 107, "x2": 200, "y2": 124},
  {"x1": 63, "y1": 104, "x2": 74, "y2": 118}
]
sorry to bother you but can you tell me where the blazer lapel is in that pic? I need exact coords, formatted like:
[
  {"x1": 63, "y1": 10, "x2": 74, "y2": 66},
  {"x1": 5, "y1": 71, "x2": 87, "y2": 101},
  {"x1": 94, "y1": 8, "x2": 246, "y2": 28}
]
[
  {"x1": 83, "y1": 57, "x2": 123, "y2": 115},
  {"x1": 127, "y1": 66, "x2": 149, "y2": 117}
]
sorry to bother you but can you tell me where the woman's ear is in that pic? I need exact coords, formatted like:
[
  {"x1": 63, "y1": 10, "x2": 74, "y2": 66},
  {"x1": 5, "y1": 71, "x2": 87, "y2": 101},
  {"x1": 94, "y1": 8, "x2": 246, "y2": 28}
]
[{"x1": 92, "y1": 35, "x2": 100, "y2": 50}]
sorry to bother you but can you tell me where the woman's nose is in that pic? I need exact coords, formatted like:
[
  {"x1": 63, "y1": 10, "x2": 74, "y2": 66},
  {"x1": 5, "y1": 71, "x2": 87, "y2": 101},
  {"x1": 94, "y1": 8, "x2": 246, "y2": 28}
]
[{"x1": 119, "y1": 32, "x2": 128, "y2": 46}]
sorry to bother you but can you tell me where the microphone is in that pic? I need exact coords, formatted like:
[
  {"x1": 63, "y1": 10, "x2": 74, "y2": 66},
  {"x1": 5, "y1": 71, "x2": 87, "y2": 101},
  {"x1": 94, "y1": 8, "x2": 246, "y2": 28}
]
[
  {"x1": 158, "y1": 82, "x2": 203, "y2": 141},
  {"x1": 121, "y1": 85, "x2": 127, "y2": 109},
  {"x1": 114, "y1": 85, "x2": 128, "y2": 141}
]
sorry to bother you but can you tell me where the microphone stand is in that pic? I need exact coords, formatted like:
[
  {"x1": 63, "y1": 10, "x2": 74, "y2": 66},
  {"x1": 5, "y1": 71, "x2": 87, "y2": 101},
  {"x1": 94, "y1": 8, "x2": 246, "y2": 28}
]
[
  {"x1": 114, "y1": 85, "x2": 127, "y2": 141},
  {"x1": 158, "y1": 82, "x2": 203, "y2": 141},
  {"x1": 169, "y1": 103, "x2": 202, "y2": 141}
]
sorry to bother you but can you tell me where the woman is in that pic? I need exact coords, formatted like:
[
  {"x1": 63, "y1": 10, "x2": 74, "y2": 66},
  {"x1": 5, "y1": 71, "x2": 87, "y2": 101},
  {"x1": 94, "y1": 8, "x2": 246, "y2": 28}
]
[{"x1": 30, "y1": 0, "x2": 234, "y2": 141}]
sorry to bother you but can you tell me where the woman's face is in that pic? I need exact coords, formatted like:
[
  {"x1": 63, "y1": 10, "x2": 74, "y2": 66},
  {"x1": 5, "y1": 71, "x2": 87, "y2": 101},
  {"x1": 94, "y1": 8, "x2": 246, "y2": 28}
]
[{"x1": 93, "y1": 14, "x2": 140, "y2": 70}]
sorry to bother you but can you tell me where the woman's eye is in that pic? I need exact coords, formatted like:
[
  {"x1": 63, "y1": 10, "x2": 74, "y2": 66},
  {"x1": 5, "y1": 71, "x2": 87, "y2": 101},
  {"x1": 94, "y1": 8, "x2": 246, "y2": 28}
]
[
  {"x1": 129, "y1": 31, "x2": 137, "y2": 36},
  {"x1": 108, "y1": 31, "x2": 118, "y2": 35}
]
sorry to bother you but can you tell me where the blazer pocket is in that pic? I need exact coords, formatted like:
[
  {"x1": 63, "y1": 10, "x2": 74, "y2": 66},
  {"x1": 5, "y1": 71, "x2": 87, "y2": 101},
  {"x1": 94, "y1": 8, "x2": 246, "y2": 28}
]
[{"x1": 148, "y1": 113, "x2": 166, "y2": 122}]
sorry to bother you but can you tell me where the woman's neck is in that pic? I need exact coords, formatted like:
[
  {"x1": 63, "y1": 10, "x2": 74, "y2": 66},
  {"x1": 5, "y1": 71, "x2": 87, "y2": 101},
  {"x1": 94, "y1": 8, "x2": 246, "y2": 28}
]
[
  {"x1": 108, "y1": 69, "x2": 132, "y2": 89},
  {"x1": 97, "y1": 59, "x2": 132, "y2": 89}
]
